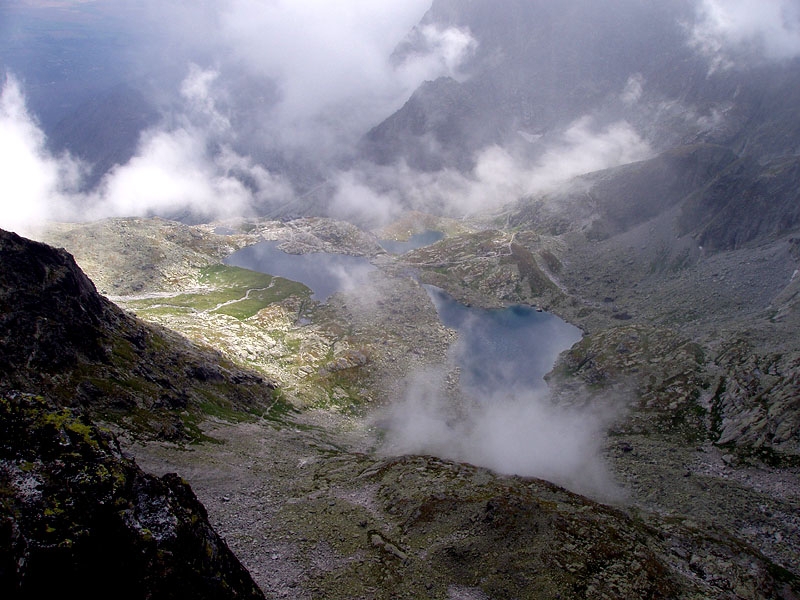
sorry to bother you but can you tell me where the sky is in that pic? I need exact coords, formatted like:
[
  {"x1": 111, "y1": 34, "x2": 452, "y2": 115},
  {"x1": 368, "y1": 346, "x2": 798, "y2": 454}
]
[
  {"x1": 0, "y1": 0, "x2": 478, "y2": 234},
  {"x1": 2, "y1": 0, "x2": 800, "y2": 236}
]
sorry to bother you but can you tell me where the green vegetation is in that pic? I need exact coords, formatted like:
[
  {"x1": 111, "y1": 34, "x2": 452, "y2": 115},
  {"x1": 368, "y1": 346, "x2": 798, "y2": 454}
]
[{"x1": 127, "y1": 264, "x2": 311, "y2": 321}]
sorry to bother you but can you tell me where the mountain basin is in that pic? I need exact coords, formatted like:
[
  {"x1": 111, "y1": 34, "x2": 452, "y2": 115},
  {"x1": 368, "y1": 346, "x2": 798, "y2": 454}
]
[
  {"x1": 224, "y1": 241, "x2": 376, "y2": 302},
  {"x1": 424, "y1": 285, "x2": 583, "y2": 395},
  {"x1": 379, "y1": 230, "x2": 444, "y2": 254}
]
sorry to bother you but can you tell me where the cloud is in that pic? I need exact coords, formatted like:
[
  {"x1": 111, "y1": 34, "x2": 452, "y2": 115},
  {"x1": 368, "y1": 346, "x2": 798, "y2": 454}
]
[
  {"x1": 691, "y1": 0, "x2": 800, "y2": 67},
  {"x1": 395, "y1": 23, "x2": 478, "y2": 84},
  {"x1": 333, "y1": 115, "x2": 652, "y2": 224},
  {"x1": 620, "y1": 73, "x2": 645, "y2": 105},
  {"x1": 136, "y1": 0, "x2": 476, "y2": 160},
  {"x1": 328, "y1": 170, "x2": 403, "y2": 227},
  {"x1": 3, "y1": 2, "x2": 485, "y2": 231},
  {"x1": 3, "y1": 3, "x2": 658, "y2": 234},
  {"x1": 91, "y1": 129, "x2": 252, "y2": 221},
  {"x1": 0, "y1": 70, "x2": 292, "y2": 235},
  {"x1": 0, "y1": 74, "x2": 84, "y2": 236},
  {"x1": 91, "y1": 64, "x2": 292, "y2": 221},
  {"x1": 178, "y1": 64, "x2": 232, "y2": 137},
  {"x1": 216, "y1": 0, "x2": 428, "y2": 120},
  {"x1": 378, "y1": 368, "x2": 623, "y2": 501},
  {"x1": 375, "y1": 287, "x2": 621, "y2": 501}
]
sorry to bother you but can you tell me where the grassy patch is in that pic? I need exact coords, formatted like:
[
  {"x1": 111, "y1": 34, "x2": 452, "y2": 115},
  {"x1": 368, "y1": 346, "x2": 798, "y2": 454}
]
[{"x1": 128, "y1": 264, "x2": 312, "y2": 321}]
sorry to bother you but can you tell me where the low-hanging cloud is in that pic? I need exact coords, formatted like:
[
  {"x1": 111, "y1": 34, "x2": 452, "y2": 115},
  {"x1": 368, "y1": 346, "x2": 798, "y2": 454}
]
[
  {"x1": 0, "y1": 75, "x2": 84, "y2": 236},
  {"x1": 2, "y1": 2, "x2": 483, "y2": 234},
  {"x1": 376, "y1": 288, "x2": 622, "y2": 501},
  {"x1": 331, "y1": 115, "x2": 652, "y2": 225},
  {"x1": 91, "y1": 64, "x2": 292, "y2": 221},
  {"x1": 0, "y1": 70, "x2": 292, "y2": 236},
  {"x1": 690, "y1": 0, "x2": 800, "y2": 68},
  {"x1": 378, "y1": 367, "x2": 623, "y2": 501},
  {"x1": 92, "y1": 129, "x2": 252, "y2": 221},
  {"x1": 139, "y1": 0, "x2": 477, "y2": 160}
]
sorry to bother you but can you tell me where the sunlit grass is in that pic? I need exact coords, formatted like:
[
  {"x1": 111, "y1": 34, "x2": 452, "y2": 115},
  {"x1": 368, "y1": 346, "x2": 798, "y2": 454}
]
[{"x1": 127, "y1": 264, "x2": 312, "y2": 320}]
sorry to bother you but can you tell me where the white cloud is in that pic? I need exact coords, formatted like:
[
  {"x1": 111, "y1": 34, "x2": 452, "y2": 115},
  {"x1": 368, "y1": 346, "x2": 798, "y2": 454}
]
[
  {"x1": 691, "y1": 0, "x2": 800, "y2": 66},
  {"x1": 0, "y1": 70, "x2": 293, "y2": 235},
  {"x1": 3, "y1": 3, "x2": 486, "y2": 230},
  {"x1": 0, "y1": 75, "x2": 84, "y2": 237},
  {"x1": 396, "y1": 24, "x2": 478, "y2": 85},
  {"x1": 179, "y1": 65, "x2": 232, "y2": 136},
  {"x1": 216, "y1": 0, "x2": 429, "y2": 120},
  {"x1": 138, "y1": 1, "x2": 476, "y2": 158},
  {"x1": 621, "y1": 73, "x2": 645, "y2": 105},
  {"x1": 328, "y1": 170, "x2": 402, "y2": 228},
  {"x1": 91, "y1": 65, "x2": 292, "y2": 221},
  {"x1": 379, "y1": 368, "x2": 623, "y2": 501},
  {"x1": 91, "y1": 128, "x2": 250, "y2": 220},
  {"x1": 336, "y1": 116, "x2": 651, "y2": 222}
]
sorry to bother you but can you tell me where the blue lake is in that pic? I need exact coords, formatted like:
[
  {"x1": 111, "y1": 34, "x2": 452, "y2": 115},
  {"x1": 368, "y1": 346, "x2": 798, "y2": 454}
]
[
  {"x1": 224, "y1": 241, "x2": 376, "y2": 302},
  {"x1": 224, "y1": 243, "x2": 581, "y2": 392},
  {"x1": 379, "y1": 230, "x2": 444, "y2": 255},
  {"x1": 424, "y1": 285, "x2": 583, "y2": 394}
]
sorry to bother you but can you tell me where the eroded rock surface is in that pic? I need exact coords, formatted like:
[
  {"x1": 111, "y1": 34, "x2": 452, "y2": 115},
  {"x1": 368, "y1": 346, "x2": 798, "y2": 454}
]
[{"x1": 0, "y1": 393, "x2": 264, "y2": 600}]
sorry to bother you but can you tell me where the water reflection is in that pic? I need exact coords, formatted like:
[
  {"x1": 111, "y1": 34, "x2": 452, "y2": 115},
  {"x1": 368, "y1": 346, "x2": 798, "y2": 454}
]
[
  {"x1": 224, "y1": 241, "x2": 376, "y2": 302},
  {"x1": 379, "y1": 230, "x2": 444, "y2": 255},
  {"x1": 424, "y1": 285, "x2": 582, "y2": 394}
]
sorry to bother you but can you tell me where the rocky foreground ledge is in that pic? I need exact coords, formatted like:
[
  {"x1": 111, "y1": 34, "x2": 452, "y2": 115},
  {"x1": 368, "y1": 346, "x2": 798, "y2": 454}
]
[{"x1": 0, "y1": 392, "x2": 264, "y2": 599}]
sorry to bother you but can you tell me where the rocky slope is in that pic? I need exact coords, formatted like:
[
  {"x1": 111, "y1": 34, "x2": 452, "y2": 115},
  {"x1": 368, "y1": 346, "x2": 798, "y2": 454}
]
[
  {"x1": 366, "y1": 0, "x2": 800, "y2": 177},
  {"x1": 0, "y1": 393, "x2": 264, "y2": 600},
  {"x1": 132, "y1": 415, "x2": 800, "y2": 600},
  {"x1": 0, "y1": 227, "x2": 277, "y2": 441},
  {"x1": 32, "y1": 215, "x2": 800, "y2": 598}
]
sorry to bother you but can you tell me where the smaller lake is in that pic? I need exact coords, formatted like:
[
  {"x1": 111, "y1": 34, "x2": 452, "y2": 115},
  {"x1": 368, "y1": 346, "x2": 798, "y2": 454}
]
[
  {"x1": 425, "y1": 285, "x2": 583, "y2": 395},
  {"x1": 224, "y1": 241, "x2": 376, "y2": 302},
  {"x1": 379, "y1": 230, "x2": 444, "y2": 255}
]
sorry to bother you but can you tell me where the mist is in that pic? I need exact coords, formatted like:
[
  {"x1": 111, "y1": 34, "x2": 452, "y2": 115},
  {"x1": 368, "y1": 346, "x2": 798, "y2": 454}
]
[
  {"x1": 1, "y1": 65, "x2": 651, "y2": 235},
  {"x1": 128, "y1": 0, "x2": 477, "y2": 166},
  {"x1": 691, "y1": 0, "x2": 800, "y2": 67},
  {"x1": 0, "y1": 1, "x2": 483, "y2": 235},
  {"x1": 373, "y1": 288, "x2": 622, "y2": 501},
  {"x1": 2, "y1": 0, "x2": 791, "y2": 234},
  {"x1": 378, "y1": 367, "x2": 623, "y2": 502},
  {"x1": 330, "y1": 114, "x2": 652, "y2": 226},
  {"x1": 0, "y1": 71, "x2": 292, "y2": 236},
  {"x1": 0, "y1": 75, "x2": 84, "y2": 236}
]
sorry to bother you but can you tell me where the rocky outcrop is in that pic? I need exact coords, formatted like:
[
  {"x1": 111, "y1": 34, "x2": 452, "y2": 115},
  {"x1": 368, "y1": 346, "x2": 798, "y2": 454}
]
[
  {"x1": 0, "y1": 228, "x2": 277, "y2": 441},
  {"x1": 710, "y1": 341, "x2": 800, "y2": 459},
  {"x1": 555, "y1": 325, "x2": 709, "y2": 440},
  {"x1": 154, "y1": 421, "x2": 799, "y2": 600},
  {"x1": 357, "y1": 455, "x2": 799, "y2": 600},
  {"x1": 405, "y1": 229, "x2": 563, "y2": 309},
  {"x1": 0, "y1": 392, "x2": 264, "y2": 600}
]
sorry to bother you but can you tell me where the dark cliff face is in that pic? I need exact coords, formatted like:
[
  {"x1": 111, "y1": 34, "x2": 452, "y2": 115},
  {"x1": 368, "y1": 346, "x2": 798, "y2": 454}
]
[
  {"x1": 0, "y1": 229, "x2": 112, "y2": 370},
  {"x1": 0, "y1": 393, "x2": 265, "y2": 600},
  {"x1": 0, "y1": 231, "x2": 276, "y2": 598},
  {"x1": 0, "y1": 228, "x2": 276, "y2": 441}
]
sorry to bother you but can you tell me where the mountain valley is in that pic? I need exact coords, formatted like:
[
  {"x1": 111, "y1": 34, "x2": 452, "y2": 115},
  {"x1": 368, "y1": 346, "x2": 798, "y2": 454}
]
[
  {"x1": 21, "y1": 199, "x2": 800, "y2": 598},
  {"x1": 3, "y1": 1, "x2": 800, "y2": 598}
]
